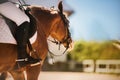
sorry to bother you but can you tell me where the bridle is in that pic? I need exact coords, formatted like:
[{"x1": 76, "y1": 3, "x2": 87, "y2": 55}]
[{"x1": 48, "y1": 10, "x2": 71, "y2": 56}]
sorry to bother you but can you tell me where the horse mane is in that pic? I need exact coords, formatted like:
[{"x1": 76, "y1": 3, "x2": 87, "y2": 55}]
[{"x1": 29, "y1": 6, "x2": 58, "y2": 16}]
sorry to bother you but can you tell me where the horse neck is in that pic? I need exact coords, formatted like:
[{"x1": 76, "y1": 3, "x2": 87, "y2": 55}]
[{"x1": 30, "y1": 7, "x2": 59, "y2": 38}]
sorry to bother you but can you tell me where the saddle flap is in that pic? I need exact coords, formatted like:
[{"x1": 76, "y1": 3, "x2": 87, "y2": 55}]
[{"x1": 0, "y1": 16, "x2": 17, "y2": 44}]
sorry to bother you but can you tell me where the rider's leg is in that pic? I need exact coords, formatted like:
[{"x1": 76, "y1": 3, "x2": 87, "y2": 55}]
[
  {"x1": 0, "y1": 2, "x2": 40, "y2": 67},
  {"x1": 15, "y1": 21, "x2": 40, "y2": 67}
]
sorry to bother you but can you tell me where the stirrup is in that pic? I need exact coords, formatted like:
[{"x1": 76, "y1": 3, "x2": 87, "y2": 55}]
[
  {"x1": 16, "y1": 58, "x2": 28, "y2": 62},
  {"x1": 30, "y1": 62, "x2": 41, "y2": 66},
  {"x1": 15, "y1": 58, "x2": 41, "y2": 68}
]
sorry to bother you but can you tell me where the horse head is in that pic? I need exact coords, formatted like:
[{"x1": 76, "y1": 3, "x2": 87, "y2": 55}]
[{"x1": 49, "y1": 1, "x2": 72, "y2": 49}]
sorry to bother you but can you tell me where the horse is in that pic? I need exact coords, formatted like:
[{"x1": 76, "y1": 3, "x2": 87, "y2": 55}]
[{"x1": 0, "y1": 1, "x2": 72, "y2": 80}]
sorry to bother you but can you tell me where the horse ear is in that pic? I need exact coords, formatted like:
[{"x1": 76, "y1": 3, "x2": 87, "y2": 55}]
[{"x1": 58, "y1": 1, "x2": 63, "y2": 13}]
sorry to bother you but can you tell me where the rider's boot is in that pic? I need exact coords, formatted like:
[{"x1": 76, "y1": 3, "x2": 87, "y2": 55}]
[{"x1": 15, "y1": 21, "x2": 40, "y2": 67}]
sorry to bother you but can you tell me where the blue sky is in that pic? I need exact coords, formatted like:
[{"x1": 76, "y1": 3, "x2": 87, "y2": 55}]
[{"x1": 66, "y1": 0, "x2": 120, "y2": 41}]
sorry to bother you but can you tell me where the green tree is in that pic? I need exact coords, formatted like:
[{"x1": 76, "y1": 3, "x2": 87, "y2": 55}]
[{"x1": 68, "y1": 40, "x2": 120, "y2": 61}]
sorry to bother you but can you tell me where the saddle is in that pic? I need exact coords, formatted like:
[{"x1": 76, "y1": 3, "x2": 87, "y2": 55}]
[
  {"x1": 2, "y1": 9, "x2": 37, "y2": 38},
  {"x1": 0, "y1": 9, "x2": 37, "y2": 43}
]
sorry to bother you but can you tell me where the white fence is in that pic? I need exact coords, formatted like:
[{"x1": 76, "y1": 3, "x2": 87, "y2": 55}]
[
  {"x1": 75, "y1": 59, "x2": 120, "y2": 73},
  {"x1": 82, "y1": 60, "x2": 94, "y2": 72},
  {"x1": 96, "y1": 60, "x2": 120, "y2": 73}
]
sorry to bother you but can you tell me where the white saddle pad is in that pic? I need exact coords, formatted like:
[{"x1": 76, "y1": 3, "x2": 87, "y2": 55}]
[{"x1": 0, "y1": 16, "x2": 37, "y2": 45}]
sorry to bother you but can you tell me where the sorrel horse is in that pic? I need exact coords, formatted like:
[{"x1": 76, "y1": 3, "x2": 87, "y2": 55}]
[{"x1": 0, "y1": 1, "x2": 72, "y2": 80}]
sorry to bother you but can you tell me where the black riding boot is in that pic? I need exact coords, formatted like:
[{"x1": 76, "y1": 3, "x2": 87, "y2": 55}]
[{"x1": 15, "y1": 21, "x2": 40, "y2": 67}]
